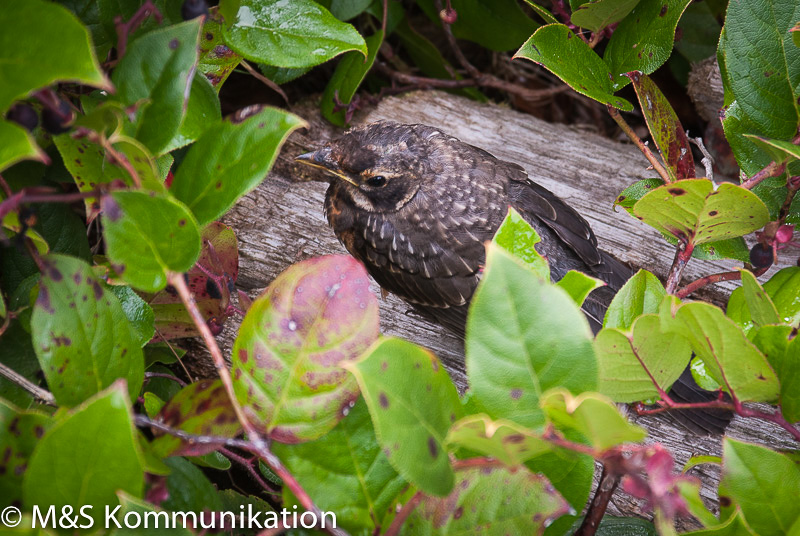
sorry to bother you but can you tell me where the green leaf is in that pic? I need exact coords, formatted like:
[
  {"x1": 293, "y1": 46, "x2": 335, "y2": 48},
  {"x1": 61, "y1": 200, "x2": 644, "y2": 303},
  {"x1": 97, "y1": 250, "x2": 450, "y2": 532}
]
[
  {"x1": 743, "y1": 135, "x2": 800, "y2": 165},
  {"x1": 31, "y1": 255, "x2": 144, "y2": 406},
  {"x1": 0, "y1": 400, "x2": 52, "y2": 506},
  {"x1": 738, "y1": 269, "x2": 780, "y2": 327},
  {"x1": 663, "y1": 302, "x2": 779, "y2": 402},
  {"x1": 492, "y1": 207, "x2": 549, "y2": 279},
  {"x1": 0, "y1": 321, "x2": 41, "y2": 408},
  {"x1": 603, "y1": 0, "x2": 693, "y2": 91},
  {"x1": 542, "y1": 389, "x2": 646, "y2": 450},
  {"x1": 55, "y1": 133, "x2": 165, "y2": 221},
  {"x1": 719, "y1": 0, "x2": 800, "y2": 146},
  {"x1": 405, "y1": 465, "x2": 569, "y2": 534},
  {"x1": 220, "y1": 0, "x2": 368, "y2": 68},
  {"x1": 603, "y1": 269, "x2": 665, "y2": 330},
  {"x1": 344, "y1": 337, "x2": 462, "y2": 497},
  {"x1": 720, "y1": 100, "x2": 773, "y2": 177},
  {"x1": 151, "y1": 379, "x2": 240, "y2": 457},
  {"x1": 556, "y1": 270, "x2": 604, "y2": 307},
  {"x1": 614, "y1": 178, "x2": 665, "y2": 215},
  {"x1": 112, "y1": 19, "x2": 202, "y2": 155},
  {"x1": 522, "y1": 0, "x2": 560, "y2": 24},
  {"x1": 515, "y1": 24, "x2": 633, "y2": 111},
  {"x1": 466, "y1": 244, "x2": 597, "y2": 429},
  {"x1": 0, "y1": 121, "x2": 47, "y2": 173},
  {"x1": 329, "y1": 0, "x2": 373, "y2": 20},
  {"x1": 571, "y1": 0, "x2": 641, "y2": 33},
  {"x1": 674, "y1": 1, "x2": 721, "y2": 63},
  {"x1": 170, "y1": 106, "x2": 306, "y2": 226},
  {"x1": 683, "y1": 509, "x2": 757, "y2": 536},
  {"x1": 322, "y1": 30, "x2": 384, "y2": 126},
  {"x1": 0, "y1": 0, "x2": 110, "y2": 113},
  {"x1": 23, "y1": 384, "x2": 145, "y2": 525},
  {"x1": 596, "y1": 314, "x2": 690, "y2": 402},
  {"x1": 446, "y1": 414, "x2": 554, "y2": 466},
  {"x1": 101, "y1": 191, "x2": 201, "y2": 293},
  {"x1": 764, "y1": 267, "x2": 800, "y2": 325},
  {"x1": 198, "y1": 14, "x2": 242, "y2": 91},
  {"x1": 273, "y1": 399, "x2": 406, "y2": 535},
  {"x1": 233, "y1": 255, "x2": 378, "y2": 443},
  {"x1": 162, "y1": 74, "x2": 222, "y2": 153},
  {"x1": 417, "y1": 0, "x2": 539, "y2": 52},
  {"x1": 677, "y1": 480, "x2": 721, "y2": 529},
  {"x1": 627, "y1": 72, "x2": 695, "y2": 181},
  {"x1": 110, "y1": 285, "x2": 155, "y2": 347},
  {"x1": 161, "y1": 456, "x2": 223, "y2": 512},
  {"x1": 752, "y1": 325, "x2": 800, "y2": 423},
  {"x1": 633, "y1": 179, "x2": 770, "y2": 246},
  {"x1": 721, "y1": 438, "x2": 800, "y2": 536}
]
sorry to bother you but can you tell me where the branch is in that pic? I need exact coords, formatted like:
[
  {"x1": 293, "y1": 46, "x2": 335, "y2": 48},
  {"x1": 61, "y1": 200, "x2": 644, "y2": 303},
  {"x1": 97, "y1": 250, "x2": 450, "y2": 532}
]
[
  {"x1": 0, "y1": 362, "x2": 56, "y2": 405},
  {"x1": 676, "y1": 270, "x2": 743, "y2": 299},
  {"x1": 384, "y1": 491, "x2": 423, "y2": 536},
  {"x1": 575, "y1": 465, "x2": 620, "y2": 536},
  {"x1": 374, "y1": 61, "x2": 569, "y2": 103},
  {"x1": 664, "y1": 241, "x2": 694, "y2": 294},
  {"x1": 607, "y1": 105, "x2": 672, "y2": 184},
  {"x1": 114, "y1": 0, "x2": 162, "y2": 58},
  {"x1": 165, "y1": 272, "x2": 349, "y2": 536},
  {"x1": 434, "y1": 0, "x2": 481, "y2": 79},
  {"x1": 739, "y1": 160, "x2": 786, "y2": 190}
]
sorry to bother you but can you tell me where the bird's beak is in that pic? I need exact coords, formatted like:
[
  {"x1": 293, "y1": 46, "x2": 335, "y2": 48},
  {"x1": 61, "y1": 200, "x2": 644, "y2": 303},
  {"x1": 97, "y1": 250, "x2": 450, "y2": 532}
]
[{"x1": 295, "y1": 148, "x2": 357, "y2": 186}]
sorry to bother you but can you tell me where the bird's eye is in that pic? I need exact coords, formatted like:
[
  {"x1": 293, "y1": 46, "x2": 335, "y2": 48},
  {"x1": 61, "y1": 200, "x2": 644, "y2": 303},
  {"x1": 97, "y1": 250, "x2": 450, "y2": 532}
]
[{"x1": 366, "y1": 175, "x2": 388, "y2": 187}]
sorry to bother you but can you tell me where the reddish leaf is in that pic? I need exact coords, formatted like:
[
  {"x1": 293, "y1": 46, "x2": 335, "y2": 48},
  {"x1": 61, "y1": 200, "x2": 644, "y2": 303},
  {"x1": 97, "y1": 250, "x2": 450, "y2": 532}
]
[
  {"x1": 627, "y1": 71, "x2": 695, "y2": 181},
  {"x1": 232, "y1": 255, "x2": 379, "y2": 443}
]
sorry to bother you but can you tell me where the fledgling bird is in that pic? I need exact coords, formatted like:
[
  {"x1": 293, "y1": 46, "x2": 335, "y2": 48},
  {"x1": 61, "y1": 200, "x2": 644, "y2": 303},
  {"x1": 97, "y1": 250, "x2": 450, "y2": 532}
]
[{"x1": 297, "y1": 121, "x2": 730, "y2": 435}]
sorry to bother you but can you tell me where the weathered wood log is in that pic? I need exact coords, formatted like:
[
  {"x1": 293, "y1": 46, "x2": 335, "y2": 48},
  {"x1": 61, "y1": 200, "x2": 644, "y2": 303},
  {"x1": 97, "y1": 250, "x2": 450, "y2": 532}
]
[{"x1": 200, "y1": 90, "x2": 795, "y2": 528}]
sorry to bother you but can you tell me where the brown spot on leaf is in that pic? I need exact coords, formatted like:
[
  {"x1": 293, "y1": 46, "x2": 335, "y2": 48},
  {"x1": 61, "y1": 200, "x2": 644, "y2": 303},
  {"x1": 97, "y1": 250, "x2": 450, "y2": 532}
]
[
  {"x1": 504, "y1": 434, "x2": 525, "y2": 443},
  {"x1": 668, "y1": 188, "x2": 686, "y2": 196},
  {"x1": 764, "y1": 70, "x2": 774, "y2": 77},
  {"x1": 238, "y1": 348, "x2": 249, "y2": 363},
  {"x1": 91, "y1": 280, "x2": 104, "y2": 300},
  {"x1": 659, "y1": 4, "x2": 668, "y2": 16},
  {"x1": 206, "y1": 32, "x2": 214, "y2": 40},
  {"x1": 169, "y1": 38, "x2": 179, "y2": 49},
  {"x1": 428, "y1": 436, "x2": 438, "y2": 459},
  {"x1": 178, "y1": 219, "x2": 186, "y2": 227},
  {"x1": 719, "y1": 496, "x2": 732, "y2": 507},
  {"x1": 510, "y1": 388, "x2": 523, "y2": 400},
  {"x1": 37, "y1": 287, "x2": 53, "y2": 313},
  {"x1": 379, "y1": 392, "x2": 389, "y2": 408},
  {"x1": 453, "y1": 507, "x2": 463, "y2": 519},
  {"x1": 708, "y1": 210, "x2": 718, "y2": 216}
]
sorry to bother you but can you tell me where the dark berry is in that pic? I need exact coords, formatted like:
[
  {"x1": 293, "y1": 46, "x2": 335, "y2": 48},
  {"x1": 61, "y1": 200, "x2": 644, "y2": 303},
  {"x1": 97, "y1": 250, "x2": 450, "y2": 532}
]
[
  {"x1": 181, "y1": 0, "x2": 209, "y2": 20},
  {"x1": 205, "y1": 278, "x2": 222, "y2": 299},
  {"x1": 41, "y1": 99, "x2": 73, "y2": 134},
  {"x1": 749, "y1": 243, "x2": 774, "y2": 269},
  {"x1": 7, "y1": 103, "x2": 39, "y2": 131}
]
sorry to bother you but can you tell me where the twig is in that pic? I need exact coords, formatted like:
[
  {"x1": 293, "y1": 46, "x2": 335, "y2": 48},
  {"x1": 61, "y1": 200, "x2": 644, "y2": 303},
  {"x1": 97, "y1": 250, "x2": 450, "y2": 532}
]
[
  {"x1": 144, "y1": 371, "x2": 187, "y2": 387},
  {"x1": 381, "y1": 0, "x2": 388, "y2": 35},
  {"x1": 664, "y1": 241, "x2": 694, "y2": 295},
  {"x1": 689, "y1": 136, "x2": 714, "y2": 182},
  {"x1": 165, "y1": 272, "x2": 348, "y2": 536},
  {"x1": 384, "y1": 491, "x2": 423, "y2": 536},
  {"x1": 739, "y1": 160, "x2": 786, "y2": 190},
  {"x1": 114, "y1": 0, "x2": 162, "y2": 58},
  {"x1": 607, "y1": 105, "x2": 672, "y2": 184},
  {"x1": 218, "y1": 447, "x2": 278, "y2": 496},
  {"x1": 575, "y1": 465, "x2": 620, "y2": 536},
  {"x1": 240, "y1": 61, "x2": 289, "y2": 104},
  {"x1": 0, "y1": 362, "x2": 56, "y2": 405},
  {"x1": 0, "y1": 188, "x2": 103, "y2": 224},
  {"x1": 676, "y1": 270, "x2": 743, "y2": 299},
  {"x1": 434, "y1": 0, "x2": 481, "y2": 79},
  {"x1": 374, "y1": 61, "x2": 569, "y2": 103}
]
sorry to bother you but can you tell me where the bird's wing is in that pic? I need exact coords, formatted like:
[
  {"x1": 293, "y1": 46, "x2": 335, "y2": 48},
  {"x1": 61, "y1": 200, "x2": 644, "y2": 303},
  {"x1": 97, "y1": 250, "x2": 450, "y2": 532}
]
[{"x1": 503, "y1": 160, "x2": 631, "y2": 290}]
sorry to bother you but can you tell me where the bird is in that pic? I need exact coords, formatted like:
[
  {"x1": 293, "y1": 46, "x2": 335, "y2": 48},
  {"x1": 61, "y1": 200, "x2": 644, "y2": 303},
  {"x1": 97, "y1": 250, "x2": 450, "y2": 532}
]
[{"x1": 296, "y1": 121, "x2": 731, "y2": 435}]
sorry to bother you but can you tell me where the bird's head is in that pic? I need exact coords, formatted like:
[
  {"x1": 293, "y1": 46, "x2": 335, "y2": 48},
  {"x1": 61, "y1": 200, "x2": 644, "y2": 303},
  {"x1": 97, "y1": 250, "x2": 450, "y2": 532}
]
[{"x1": 296, "y1": 121, "x2": 446, "y2": 213}]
